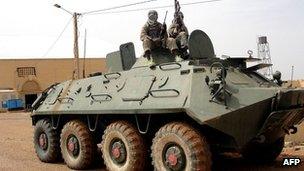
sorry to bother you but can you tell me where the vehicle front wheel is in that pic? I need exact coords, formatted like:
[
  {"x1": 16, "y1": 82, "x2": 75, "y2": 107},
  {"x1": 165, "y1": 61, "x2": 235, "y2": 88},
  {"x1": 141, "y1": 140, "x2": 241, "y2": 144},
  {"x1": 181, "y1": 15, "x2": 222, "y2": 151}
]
[
  {"x1": 151, "y1": 122, "x2": 212, "y2": 171},
  {"x1": 101, "y1": 121, "x2": 146, "y2": 171},
  {"x1": 34, "y1": 119, "x2": 61, "y2": 163},
  {"x1": 60, "y1": 120, "x2": 94, "y2": 169}
]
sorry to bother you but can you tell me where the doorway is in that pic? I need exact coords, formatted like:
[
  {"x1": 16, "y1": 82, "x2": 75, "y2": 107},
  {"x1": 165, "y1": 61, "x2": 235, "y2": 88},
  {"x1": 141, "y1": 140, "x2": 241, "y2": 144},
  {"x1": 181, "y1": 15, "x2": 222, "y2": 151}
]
[{"x1": 25, "y1": 94, "x2": 37, "y2": 109}]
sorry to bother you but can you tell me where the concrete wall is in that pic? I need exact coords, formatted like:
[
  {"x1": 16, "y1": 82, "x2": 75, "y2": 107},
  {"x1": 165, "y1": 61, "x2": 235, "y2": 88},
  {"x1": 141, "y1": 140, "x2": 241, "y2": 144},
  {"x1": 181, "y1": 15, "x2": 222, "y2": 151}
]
[
  {"x1": 284, "y1": 80, "x2": 304, "y2": 143},
  {"x1": 0, "y1": 58, "x2": 107, "y2": 108},
  {"x1": 0, "y1": 58, "x2": 107, "y2": 91},
  {"x1": 283, "y1": 80, "x2": 304, "y2": 88}
]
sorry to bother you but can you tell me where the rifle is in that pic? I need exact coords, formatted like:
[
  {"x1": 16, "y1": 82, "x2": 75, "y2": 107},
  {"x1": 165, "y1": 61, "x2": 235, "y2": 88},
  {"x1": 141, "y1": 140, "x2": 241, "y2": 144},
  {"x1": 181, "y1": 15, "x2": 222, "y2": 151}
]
[
  {"x1": 164, "y1": 10, "x2": 168, "y2": 25},
  {"x1": 174, "y1": 0, "x2": 182, "y2": 29},
  {"x1": 174, "y1": 0, "x2": 181, "y2": 19},
  {"x1": 160, "y1": 11, "x2": 168, "y2": 39}
]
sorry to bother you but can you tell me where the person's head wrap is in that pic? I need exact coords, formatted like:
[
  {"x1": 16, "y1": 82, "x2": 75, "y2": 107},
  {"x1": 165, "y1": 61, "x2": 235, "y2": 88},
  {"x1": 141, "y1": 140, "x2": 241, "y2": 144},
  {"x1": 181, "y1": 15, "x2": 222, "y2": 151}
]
[{"x1": 148, "y1": 10, "x2": 158, "y2": 25}]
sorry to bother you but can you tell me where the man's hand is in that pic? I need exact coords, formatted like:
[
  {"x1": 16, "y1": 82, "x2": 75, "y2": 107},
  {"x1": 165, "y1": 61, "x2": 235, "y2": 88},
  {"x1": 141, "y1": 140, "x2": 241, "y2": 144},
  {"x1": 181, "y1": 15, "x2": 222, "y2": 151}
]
[
  {"x1": 152, "y1": 38, "x2": 161, "y2": 43},
  {"x1": 172, "y1": 28, "x2": 179, "y2": 37}
]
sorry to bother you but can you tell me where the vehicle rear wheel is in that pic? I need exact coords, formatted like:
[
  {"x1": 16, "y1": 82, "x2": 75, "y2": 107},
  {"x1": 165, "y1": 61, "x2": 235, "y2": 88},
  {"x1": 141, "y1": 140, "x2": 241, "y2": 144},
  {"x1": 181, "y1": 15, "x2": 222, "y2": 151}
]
[
  {"x1": 242, "y1": 137, "x2": 285, "y2": 163},
  {"x1": 60, "y1": 120, "x2": 94, "y2": 169},
  {"x1": 33, "y1": 119, "x2": 60, "y2": 162},
  {"x1": 101, "y1": 121, "x2": 146, "y2": 171},
  {"x1": 151, "y1": 122, "x2": 212, "y2": 171}
]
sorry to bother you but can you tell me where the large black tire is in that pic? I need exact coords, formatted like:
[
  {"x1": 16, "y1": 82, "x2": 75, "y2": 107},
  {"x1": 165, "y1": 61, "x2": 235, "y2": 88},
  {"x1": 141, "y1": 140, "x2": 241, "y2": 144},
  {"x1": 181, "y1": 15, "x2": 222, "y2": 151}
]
[
  {"x1": 101, "y1": 121, "x2": 146, "y2": 171},
  {"x1": 242, "y1": 137, "x2": 285, "y2": 163},
  {"x1": 60, "y1": 120, "x2": 94, "y2": 170},
  {"x1": 33, "y1": 119, "x2": 61, "y2": 163},
  {"x1": 151, "y1": 122, "x2": 212, "y2": 171}
]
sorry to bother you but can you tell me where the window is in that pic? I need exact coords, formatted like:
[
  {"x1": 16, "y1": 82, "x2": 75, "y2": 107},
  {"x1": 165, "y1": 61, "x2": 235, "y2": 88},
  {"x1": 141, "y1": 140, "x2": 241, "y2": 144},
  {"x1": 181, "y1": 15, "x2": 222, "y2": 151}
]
[{"x1": 17, "y1": 67, "x2": 36, "y2": 77}]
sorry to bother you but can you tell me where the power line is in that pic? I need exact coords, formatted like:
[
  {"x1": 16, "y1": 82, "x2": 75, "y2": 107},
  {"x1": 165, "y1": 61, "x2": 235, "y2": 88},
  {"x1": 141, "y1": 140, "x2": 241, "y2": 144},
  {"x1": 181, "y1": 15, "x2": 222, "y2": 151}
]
[
  {"x1": 88, "y1": 0, "x2": 223, "y2": 15},
  {"x1": 83, "y1": 0, "x2": 157, "y2": 15},
  {"x1": 44, "y1": 0, "x2": 222, "y2": 58},
  {"x1": 42, "y1": 17, "x2": 73, "y2": 57}
]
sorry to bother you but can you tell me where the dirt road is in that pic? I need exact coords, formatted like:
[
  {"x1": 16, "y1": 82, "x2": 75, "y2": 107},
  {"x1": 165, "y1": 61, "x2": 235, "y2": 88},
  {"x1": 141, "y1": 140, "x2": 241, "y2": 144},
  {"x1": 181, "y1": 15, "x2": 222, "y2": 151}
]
[
  {"x1": 0, "y1": 112, "x2": 303, "y2": 171},
  {"x1": 0, "y1": 112, "x2": 68, "y2": 171}
]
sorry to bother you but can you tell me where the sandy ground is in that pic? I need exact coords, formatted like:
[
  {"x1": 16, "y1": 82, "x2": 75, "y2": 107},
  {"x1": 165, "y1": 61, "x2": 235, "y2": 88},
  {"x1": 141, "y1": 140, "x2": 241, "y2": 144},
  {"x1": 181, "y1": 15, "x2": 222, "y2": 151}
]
[
  {"x1": 0, "y1": 112, "x2": 303, "y2": 171},
  {"x1": 286, "y1": 123, "x2": 304, "y2": 143}
]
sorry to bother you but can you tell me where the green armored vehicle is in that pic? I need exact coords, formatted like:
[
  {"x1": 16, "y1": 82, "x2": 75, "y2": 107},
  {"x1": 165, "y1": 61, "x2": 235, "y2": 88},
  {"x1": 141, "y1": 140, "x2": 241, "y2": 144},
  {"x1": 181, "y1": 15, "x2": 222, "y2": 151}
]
[{"x1": 31, "y1": 30, "x2": 304, "y2": 171}]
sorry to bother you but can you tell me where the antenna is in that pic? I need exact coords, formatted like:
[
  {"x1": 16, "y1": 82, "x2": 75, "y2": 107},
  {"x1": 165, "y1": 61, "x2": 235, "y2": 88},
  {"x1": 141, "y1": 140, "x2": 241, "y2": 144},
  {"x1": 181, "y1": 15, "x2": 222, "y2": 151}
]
[
  {"x1": 83, "y1": 29, "x2": 87, "y2": 78},
  {"x1": 257, "y1": 36, "x2": 273, "y2": 78}
]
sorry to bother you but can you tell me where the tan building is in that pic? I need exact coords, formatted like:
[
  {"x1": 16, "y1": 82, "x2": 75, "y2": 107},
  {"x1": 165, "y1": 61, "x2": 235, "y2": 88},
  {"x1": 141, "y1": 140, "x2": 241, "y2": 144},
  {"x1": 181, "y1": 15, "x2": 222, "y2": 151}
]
[
  {"x1": 0, "y1": 58, "x2": 106, "y2": 109},
  {"x1": 284, "y1": 79, "x2": 304, "y2": 143},
  {"x1": 283, "y1": 80, "x2": 304, "y2": 88}
]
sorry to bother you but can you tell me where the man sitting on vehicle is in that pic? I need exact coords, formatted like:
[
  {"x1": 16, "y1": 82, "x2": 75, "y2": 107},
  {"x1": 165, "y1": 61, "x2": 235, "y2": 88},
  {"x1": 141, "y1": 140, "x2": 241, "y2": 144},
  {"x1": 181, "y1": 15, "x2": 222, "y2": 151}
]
[
  {"x1": 168, "y1": 11, "x2": 189, "y2": 59},
  {"x1": 140, "y1": 10, "x2": 178, "y2": 65}
]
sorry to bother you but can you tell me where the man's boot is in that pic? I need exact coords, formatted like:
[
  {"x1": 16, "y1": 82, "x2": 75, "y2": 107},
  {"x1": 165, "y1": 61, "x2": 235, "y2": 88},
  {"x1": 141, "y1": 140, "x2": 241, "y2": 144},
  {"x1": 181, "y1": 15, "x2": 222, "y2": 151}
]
[
  {"x1": 148, "y1": 56, "x2": 155, "y2": 66},
  {"x1": 172, "y1": 49, "x2": 182, "y2": 62},
  {"x1": 175, "y1": 55, "x2": 183, "y2": 62},
  {"x1": 144, "y1": 50, "x2": 151, "y2": 59},
  {"x1": 144, "y1": 51, "x2": 155, "y2": 66},
  {"x1": 181, "y1": 48, "x2": 189, "y2": 59}
]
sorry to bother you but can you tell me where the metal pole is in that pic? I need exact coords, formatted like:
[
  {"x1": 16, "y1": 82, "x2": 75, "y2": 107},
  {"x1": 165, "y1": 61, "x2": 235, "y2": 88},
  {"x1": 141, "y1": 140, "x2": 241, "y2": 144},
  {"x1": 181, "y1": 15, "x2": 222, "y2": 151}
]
[
  {"x1": 290, "y1": 65, "x2": 294, "y2": 87},
  {"x1": 73, "y1": 12, "x2": 80, "y2": 79},
  {"x1": 83, "y1": 29, "x2": 87, "y2": 78}
]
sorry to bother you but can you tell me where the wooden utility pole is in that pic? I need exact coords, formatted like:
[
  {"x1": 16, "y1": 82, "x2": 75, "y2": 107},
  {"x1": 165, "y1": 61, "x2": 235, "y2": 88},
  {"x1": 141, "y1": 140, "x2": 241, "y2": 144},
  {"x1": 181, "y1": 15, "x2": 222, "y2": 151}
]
[{"x1": 73, "y1": 12, "x2": 80, "y2": 79}]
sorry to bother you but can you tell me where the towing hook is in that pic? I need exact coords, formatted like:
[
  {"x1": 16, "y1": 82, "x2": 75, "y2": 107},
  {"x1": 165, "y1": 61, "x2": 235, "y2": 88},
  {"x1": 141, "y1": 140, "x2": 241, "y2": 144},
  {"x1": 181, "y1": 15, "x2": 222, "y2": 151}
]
[
  {"x1": 283, "y1": 126, "x2": 298, "y2": 135},
  {"x1": 289, "y1": 126, "x2": 298, "y2": 134}
]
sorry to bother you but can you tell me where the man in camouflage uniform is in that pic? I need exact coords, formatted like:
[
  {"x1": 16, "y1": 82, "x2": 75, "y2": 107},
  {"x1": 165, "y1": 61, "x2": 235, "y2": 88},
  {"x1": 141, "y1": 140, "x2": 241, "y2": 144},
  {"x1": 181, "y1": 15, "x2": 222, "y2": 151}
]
[
  {"x1": 140, "y1": 10, "x2": 178, "y2": 64},
  {"x1": 168, "y1": 11, "x2": 189, "y2": 59}
]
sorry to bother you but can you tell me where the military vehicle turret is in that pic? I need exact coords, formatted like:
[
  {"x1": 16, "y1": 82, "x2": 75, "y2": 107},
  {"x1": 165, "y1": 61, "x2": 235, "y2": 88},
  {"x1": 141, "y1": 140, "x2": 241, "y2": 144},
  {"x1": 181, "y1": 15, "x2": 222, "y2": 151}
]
[{"x1": 31, "y1": 30, "x2": 304, "y2": 170}]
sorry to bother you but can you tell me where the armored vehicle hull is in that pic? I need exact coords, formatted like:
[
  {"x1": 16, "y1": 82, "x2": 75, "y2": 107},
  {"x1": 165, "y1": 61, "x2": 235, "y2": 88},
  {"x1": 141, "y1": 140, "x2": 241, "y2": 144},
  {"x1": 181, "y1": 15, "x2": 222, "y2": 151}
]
[{"x1": 31, "y1": 30, "x2": 304, "y2": 170}]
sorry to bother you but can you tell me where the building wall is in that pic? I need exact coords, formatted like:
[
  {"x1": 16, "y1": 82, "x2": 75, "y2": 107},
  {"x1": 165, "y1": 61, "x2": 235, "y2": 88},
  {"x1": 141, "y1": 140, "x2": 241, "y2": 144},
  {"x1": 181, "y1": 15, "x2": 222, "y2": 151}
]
[
  {"x1": 284, "y1": 79, "x2": 304, "y2": 143},
  {"x1": 283, "y1": 80, "x2": 304, "y2": 88},
  {"x1": 0, "y1": 58, "x2": 106, "y2": 90},
  {"x1": 300, "y1": 80, "x2": 304, "y2": 87},
  {"x1": 0, "y1": 58, "x2": 107, "y2": 108}
]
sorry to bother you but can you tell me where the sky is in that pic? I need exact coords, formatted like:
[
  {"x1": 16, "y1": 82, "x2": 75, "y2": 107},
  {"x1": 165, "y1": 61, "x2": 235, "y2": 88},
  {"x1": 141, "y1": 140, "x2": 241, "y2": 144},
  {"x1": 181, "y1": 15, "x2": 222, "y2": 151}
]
[{"x1": 0, "y1": 0, "x2": 303, "y2": 79}]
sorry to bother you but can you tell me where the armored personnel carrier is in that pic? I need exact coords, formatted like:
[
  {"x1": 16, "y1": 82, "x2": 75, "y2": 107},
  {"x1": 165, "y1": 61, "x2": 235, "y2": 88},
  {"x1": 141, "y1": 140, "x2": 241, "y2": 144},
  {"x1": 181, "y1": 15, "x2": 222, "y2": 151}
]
[{"x1": 31, "y1": 30, "x2": 304, "y2": 170}]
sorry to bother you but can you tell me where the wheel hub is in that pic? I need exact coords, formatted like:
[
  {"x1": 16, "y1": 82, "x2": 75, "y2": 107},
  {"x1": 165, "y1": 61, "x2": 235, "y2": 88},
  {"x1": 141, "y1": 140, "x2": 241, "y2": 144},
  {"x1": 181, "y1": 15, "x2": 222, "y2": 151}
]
[
  {"x1": 110, "y1": 140, "x2": 126, "y2": 164},
  {"x1": 38, "y1": 133, "x2": 48, "y2": 150},
  {"x1": 67, "y1": 135, "x2": 79, "y2": 157},
  {"x1": 112, "y1": 147, "x2": 121, "y2": 158},
  {"x1": 168, "y1": 153, "x2": 178, "y2": 166},
  {"x1": 164, "y1": 145, "x2": 185, "y2": 170}
]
